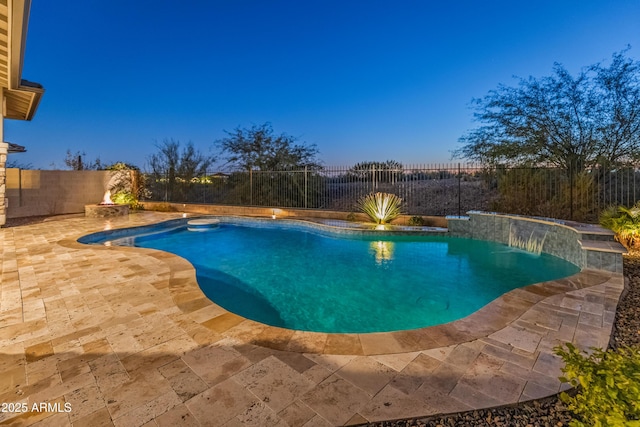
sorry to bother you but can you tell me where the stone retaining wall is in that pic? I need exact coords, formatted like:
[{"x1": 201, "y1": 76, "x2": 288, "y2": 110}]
[
  {"x1": 447, "y1": 212, "x2": 625, "y2": 273},
  {"x1": 141, "y1": 201, "x2": 449, "y2": 227}
]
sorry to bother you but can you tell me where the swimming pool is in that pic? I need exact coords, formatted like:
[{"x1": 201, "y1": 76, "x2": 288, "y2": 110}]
[{"x1": 79, "y1": 217, "x2": 580, "y2": 333}]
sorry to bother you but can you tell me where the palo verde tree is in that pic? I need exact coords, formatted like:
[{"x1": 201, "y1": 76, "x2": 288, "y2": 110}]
[
  {"x1": 147, "y1": 139, "x2": 215, "y2": 202},
  {"x1": 215, "y1": 122, "x2": 321, "y2": 171},
  {"x1": 454, "y1": 49, "x2": 640, "y2": 171}
]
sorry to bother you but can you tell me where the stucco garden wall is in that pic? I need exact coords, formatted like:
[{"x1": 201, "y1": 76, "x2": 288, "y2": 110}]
[{"x1": 5, "y1": 169, "x2": 117, "y2": 218}]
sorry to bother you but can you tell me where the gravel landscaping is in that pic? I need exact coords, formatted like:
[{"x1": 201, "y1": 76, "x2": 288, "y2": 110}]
[{"x1": 363, "y1": 251, "x2": 640, "y2": 427}]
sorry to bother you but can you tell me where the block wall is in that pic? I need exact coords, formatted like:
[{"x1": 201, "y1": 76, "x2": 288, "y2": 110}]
[{"x1": 5, "y1": 169, "x2": 117, "y2": 218}]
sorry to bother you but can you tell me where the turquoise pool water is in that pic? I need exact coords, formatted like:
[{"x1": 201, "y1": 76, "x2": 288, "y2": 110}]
[{"x1": 80, "y1": 219, "x2": 580, "y2": 333}]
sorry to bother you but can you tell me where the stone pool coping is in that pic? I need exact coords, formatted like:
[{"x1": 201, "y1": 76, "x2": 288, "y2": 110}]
[
  {"x1": 71, "y1": 214, "x2": 622, "y2": 356},
  {"x1": 0, "y1": 211, "x2": 626, "y2": 425}
]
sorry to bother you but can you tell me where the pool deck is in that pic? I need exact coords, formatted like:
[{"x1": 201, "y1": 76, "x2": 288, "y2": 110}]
[{"x1": 0, "y1": 212, "x2": 625, "y2": 426}]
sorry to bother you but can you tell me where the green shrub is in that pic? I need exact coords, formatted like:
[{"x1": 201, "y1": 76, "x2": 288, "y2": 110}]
[
  {"x1": 408, "y1": 216, "x2": 425, "y2": 226},
  {"x1": 492, "y1": 169, "x2": 595, "y2": 221},
  {"x1": 112, "y1": 191, "x2": 144, "y2": 210},
  {"x1": 356, "y1": 192, "x2": 402, "y2": 224},
  {"x1": 600, "y1": 202, "x2": 640, "y2": 248},
  {"x1": 554, "y1": 343, "x2": 640, "y2": 426}
]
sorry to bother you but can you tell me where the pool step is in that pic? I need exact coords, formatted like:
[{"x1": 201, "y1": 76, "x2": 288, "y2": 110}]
[
  {"x1": 579, "y1": 231, "x2": 617, "y2": 242},
  {"x1": 568, "y1": 223, "x2": 617, "y2": 242},
  {"x1": 579, "y1": 239, "x2": 627, "y2": 254},
  {"x1": 187, "y1": 218, "x2": 220, "y2": 231}
]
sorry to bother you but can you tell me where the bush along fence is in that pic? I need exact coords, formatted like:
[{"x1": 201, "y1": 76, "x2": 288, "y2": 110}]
[{"x1": 142, "y1": 163, "x2": 640, "y2": 223}]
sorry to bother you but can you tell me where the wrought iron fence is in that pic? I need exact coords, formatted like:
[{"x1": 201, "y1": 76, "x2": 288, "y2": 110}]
[{"x1": 143, "y1": 164, "x2": 640, "y2": 223}]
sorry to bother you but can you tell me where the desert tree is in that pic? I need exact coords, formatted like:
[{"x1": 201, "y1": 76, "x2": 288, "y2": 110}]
[
  {"x1": 147, "y1": 139, "x2": 215, "y2": 202},
  {"x1": 215, "y1": 122, "x2": 321, "y2": 171},
  {"x1": 454, "y1": 49, "x2": 640, "y2": 172},
  {"x1": 347, "y1": 160, "x2": 404, "y2": 183},
  {"x1": 214, "y1": 123, "x2": 322, "y2": 207},
  {"x1": 148, "y1": 139, "x2": 214, "y2": 178}
]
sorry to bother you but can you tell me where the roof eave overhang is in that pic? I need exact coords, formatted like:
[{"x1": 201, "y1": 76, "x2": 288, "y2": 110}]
[
  {"x1": 8, "y1": 141, "x2": 26, "y2": 153},
  {"x1": 4, "y1": 81, "x2": 44, "y2": 120},
  {"x1": 4, "y1": 0, "x2": 43, "y2": 122}
]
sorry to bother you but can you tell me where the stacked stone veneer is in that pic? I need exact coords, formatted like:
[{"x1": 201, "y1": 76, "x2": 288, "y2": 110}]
[
  {"x1": 0, "y1": 142, "x2": 7, "y2": 226},
  {"x1": 84, "y1": 204, "x2": 130, "y2": 218},
  {"x1": 447, "y1": 212, "x2": 625, "y2": 274}
]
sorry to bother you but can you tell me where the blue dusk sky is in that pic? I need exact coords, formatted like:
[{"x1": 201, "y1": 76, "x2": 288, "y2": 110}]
[{"x1": 6, "y1": 0, "x2": 640, "y2": 170}]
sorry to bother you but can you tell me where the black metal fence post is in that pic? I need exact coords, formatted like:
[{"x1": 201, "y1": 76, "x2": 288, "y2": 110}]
[
  {"x1": 304, "y1": 166, "x2": 308, "y2": 209},
  {"x1": 457, "y1": 163, "x2": 461, "y2": 217},
  {"x1": 249, "y1": 169, "x2": 253, "y2": 206},
  {"x1": 569, "y1": 164, "x2": 574, "y2": 220}
]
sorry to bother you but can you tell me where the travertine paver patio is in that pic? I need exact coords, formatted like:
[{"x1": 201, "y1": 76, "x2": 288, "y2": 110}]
[{"x1": 0, "y1": 212, "x2": 625, "y2": 426}]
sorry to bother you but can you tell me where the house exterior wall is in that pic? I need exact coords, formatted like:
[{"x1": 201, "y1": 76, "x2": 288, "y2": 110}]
[
  {"x1": 0, "y1": 143, "x2": 7, "y2": 225},
  {"x1": 5, "y1": 169, "x2": 116, "y2": 218}
]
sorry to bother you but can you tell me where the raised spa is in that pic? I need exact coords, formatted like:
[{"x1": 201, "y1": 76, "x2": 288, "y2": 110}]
[{"x1": 79, "y1": 217, "x2": 580, "y2": 333}]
